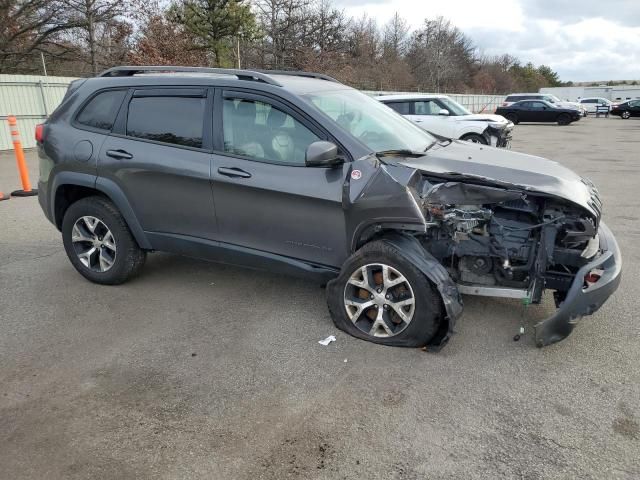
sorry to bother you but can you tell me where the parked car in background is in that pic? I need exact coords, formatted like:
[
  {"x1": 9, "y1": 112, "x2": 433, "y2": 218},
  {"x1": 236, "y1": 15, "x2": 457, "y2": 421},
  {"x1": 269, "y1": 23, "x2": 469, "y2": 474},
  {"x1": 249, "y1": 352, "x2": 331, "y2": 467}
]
[
  {"x1": 610, "y1": 99, "x2": 640, "y2": 119},
  {"x1": 377, "y1": 94, "x2": 513, "y2": 148},
  {"x1": 503, "y1": 93, "x2": 587, "y2": 116},
  {"x1": 579, "y1": 97, "x2": 612, "y2": 115},
  {"x1": 495, "y1": 100, "x2": 582, "y2": 125}
]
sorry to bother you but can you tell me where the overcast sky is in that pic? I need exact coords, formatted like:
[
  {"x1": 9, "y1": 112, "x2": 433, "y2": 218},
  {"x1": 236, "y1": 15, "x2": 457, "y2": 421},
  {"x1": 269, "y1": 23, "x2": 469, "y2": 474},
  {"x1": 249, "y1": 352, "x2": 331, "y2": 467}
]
[{"x1": 341, "y1": 0, "x2": 640, "y2": 82}]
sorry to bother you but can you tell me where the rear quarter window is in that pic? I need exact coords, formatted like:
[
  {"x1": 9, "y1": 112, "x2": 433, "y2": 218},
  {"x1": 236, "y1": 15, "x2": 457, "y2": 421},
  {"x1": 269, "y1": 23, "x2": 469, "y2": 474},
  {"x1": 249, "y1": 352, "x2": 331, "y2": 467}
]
[
  {"x1": 76, "y1": 90, "x2": 127, "y2": 131},
  {"x1": 126, "y1": 96, "x2": 205, "y2": 148}
]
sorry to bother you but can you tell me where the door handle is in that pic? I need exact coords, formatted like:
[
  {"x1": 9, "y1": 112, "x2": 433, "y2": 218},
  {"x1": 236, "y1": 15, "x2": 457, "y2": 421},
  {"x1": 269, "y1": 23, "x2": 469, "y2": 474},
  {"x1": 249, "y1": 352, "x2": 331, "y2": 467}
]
[
  {"x1": 106, "y1": 149, "x2": 133, "y2": 160},
  {"x1": 218, "y1": 167, "x2": 251, "y2": 179}
]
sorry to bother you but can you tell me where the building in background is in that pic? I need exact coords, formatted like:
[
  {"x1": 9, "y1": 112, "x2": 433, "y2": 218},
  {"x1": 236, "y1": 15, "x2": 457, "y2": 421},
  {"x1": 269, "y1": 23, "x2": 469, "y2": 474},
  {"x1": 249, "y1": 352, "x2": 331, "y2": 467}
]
[{"x1": 540, "y1": 85, "x2": 640, "y2": 102}]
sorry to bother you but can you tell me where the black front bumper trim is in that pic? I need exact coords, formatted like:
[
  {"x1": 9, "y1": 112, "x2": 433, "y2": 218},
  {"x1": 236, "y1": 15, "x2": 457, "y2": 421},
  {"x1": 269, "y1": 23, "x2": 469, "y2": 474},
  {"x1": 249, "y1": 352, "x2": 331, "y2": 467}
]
[{"x1": 534, "y1": 222, "x2": 621, "y2": 347}]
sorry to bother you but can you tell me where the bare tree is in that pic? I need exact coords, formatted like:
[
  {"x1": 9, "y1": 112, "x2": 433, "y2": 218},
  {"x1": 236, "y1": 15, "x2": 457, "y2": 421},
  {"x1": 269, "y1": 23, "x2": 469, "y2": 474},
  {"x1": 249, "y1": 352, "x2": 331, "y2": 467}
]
[
  {"x1": 381, "y1": 12, "x2": 408, "y2": 61},
  {"x1": 406, "y1": 16, "x2": 475, "y2": 92},
  {"x1": 60, "y1": 0, "x2": 127, "y2": 74},
  {"x1": 0, "y1": 0, "x2": 84, "y2": 73}
]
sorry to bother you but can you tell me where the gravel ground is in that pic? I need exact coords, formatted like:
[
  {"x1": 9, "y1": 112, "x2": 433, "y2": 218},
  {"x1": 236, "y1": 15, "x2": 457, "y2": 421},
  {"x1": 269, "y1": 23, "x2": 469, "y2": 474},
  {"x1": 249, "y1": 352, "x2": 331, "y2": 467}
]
[{"x1": 1, "y1": 116, "x2": 639, "y2": 479}]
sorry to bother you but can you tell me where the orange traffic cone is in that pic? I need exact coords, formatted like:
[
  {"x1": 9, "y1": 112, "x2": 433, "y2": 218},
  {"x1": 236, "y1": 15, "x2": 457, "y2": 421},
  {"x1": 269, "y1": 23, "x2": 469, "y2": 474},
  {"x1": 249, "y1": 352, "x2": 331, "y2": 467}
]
[{"x1": 7, "y1": 115, "x2": 37, "y2": 197}]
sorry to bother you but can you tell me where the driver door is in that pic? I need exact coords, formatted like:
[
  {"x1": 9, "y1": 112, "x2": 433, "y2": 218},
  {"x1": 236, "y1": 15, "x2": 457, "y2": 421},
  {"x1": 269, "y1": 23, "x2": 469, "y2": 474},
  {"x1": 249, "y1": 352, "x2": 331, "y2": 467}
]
[{"x1": 210, "y1": 90, "x2": 349, "y2": 267}]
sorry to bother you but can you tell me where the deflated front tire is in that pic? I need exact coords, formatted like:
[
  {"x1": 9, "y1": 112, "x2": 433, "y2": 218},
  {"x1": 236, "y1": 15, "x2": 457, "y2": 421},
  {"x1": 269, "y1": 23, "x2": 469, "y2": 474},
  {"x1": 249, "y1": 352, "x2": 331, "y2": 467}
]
[{"x1": 327, "y1": 240, "x2": 443, "y2": 347}]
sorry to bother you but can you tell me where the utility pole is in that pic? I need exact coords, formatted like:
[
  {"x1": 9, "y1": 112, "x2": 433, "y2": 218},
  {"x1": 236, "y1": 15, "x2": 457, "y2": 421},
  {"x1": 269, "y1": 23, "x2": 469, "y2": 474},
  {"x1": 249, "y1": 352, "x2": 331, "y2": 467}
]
[
  {"x1": 237, "y1": 37, "x2": 241, "y2": 69},
  {"x1": 40, "y1": 52, "x2": 48, "y2": 76}
]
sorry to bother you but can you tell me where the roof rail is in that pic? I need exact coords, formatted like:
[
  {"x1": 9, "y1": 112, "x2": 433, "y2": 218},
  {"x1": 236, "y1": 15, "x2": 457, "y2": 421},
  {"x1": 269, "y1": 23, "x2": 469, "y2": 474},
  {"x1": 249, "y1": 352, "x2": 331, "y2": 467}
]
[
  {"x1": 254, "y1": 69, "x2": 340, "y2": 83},
  {"x1": 97, "y1": 66, "x2": 283, "y2": 87}
]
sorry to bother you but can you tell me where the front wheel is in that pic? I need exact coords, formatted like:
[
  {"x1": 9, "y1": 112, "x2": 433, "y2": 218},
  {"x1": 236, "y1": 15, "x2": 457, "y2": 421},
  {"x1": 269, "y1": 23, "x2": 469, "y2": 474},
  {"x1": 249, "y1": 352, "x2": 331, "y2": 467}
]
[
  {"x1": 621, "y1": 111, "x2": 631, "y2": 119},
  {"x1": 557, "y1": 113, "x2": 572, "y2": 125},
  {"x1": 505, "y1": 113, "x2": 519, "y2": 124},
  {"x1": 461, "y1": 133, "x2": 488, "y2": 145},
  {"x1": 327, "y1": 240, "x2": 442, "y2": 347},
  {"x1": 62, "y1": 196, "x2": 146, "y2": 285}
]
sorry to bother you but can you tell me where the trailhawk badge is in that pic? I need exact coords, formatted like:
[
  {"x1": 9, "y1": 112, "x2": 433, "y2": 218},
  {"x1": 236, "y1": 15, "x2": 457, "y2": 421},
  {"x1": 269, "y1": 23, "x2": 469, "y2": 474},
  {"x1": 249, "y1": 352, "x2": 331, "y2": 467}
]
[{"x1": 351, "y1": 169, "x2": 362, "y2": 180}]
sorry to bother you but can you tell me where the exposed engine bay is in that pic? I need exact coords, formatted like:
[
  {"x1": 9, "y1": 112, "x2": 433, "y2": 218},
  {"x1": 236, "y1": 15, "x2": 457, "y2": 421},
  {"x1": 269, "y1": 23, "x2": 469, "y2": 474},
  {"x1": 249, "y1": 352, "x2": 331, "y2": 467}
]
[{"x1": 419, "y1": 180, "x2": 602, "y2": 306}]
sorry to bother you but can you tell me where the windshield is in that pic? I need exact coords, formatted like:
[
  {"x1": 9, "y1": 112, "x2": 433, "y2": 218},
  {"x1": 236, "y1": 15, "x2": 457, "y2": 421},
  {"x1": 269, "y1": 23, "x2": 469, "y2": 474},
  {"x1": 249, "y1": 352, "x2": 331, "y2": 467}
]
[
  {"x1": 439, "y1": 97, "x2": 471, "y2": 116},
  {"x1": 545, "y1": 95, "x2": 563, "y2": 103},
  {"x1": 303, "y1": 89, "x2": 436, "y2": 153}
]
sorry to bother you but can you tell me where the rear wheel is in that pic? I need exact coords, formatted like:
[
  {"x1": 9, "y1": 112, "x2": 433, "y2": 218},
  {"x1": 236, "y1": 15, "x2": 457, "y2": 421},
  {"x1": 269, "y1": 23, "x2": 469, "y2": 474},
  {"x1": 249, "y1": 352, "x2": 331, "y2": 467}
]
[
  {"x1": 621, "y1": 111, "x2": 631, "y2": 119},
  {"x1": 505, "y1": 113, "x2": 519, "y2": 124},
  {"x1": 557, "y1": 113, "x2": 572, "y2": 125},
  {"x1": 327, "y1": 240, "x2": 442, "y2": 347},
  {"x1": 62, "y1": 196, "x2": 146, "y2": 285},
  {"x1": 461, "y1": 133, "x2": 488, "y2": 145}
]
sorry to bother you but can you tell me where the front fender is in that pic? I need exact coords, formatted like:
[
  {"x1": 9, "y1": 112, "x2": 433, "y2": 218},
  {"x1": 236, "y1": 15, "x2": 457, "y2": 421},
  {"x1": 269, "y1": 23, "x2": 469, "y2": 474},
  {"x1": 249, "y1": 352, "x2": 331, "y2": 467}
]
[{"x1": 380, "y1": 233, "x2": 463, "y2": 350}]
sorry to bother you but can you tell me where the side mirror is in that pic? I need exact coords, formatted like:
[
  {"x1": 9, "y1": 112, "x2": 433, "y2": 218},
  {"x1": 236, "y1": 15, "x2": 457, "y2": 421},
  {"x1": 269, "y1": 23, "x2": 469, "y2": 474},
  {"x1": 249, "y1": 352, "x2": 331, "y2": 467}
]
[
  {"x1": 438, "y1": 109, "x2": 450, "y2": 116},
  {"x1": 305, "y1": 141, "x2": 343, "y2": 167}
]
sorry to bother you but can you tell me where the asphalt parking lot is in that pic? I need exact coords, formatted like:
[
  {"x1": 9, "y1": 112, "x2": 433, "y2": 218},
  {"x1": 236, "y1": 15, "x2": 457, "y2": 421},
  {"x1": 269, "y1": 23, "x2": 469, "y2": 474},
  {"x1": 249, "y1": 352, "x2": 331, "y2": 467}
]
[{"x1": 1, "y1": 116, "x2": 639, "y2": 479}]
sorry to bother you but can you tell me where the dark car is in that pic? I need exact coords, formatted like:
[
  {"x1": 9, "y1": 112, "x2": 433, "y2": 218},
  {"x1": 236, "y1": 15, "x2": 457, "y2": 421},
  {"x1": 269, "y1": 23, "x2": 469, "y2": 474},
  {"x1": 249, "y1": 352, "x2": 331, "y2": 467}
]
[
  {"x1": 37, "y1": 66, "x2": 621, "y2": 350},
  {"x1": 610, "y1": 99, "x2": 640, "y2": 119},
  {"x1": 496, "y1": 100, "x2": 582, "y2": 125}
]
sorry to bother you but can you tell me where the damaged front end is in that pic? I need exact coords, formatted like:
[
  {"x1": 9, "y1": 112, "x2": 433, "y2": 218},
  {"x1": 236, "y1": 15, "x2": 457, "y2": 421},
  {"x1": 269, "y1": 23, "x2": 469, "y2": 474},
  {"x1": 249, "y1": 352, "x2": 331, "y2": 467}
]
[
  {"x1": 417, "y1": 179, "x2": 621, "y2": 347},
  {"x1": 345, "y1": 144, "x2": 621, "y2": 348}
]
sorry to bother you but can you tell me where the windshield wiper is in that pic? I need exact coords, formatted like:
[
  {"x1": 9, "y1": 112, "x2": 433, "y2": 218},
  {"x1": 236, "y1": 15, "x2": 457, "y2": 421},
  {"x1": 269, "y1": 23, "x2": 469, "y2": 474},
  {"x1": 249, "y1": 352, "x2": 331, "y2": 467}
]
[{"x1": 376, "y1": 149, "x2": 425, "y2": 158}]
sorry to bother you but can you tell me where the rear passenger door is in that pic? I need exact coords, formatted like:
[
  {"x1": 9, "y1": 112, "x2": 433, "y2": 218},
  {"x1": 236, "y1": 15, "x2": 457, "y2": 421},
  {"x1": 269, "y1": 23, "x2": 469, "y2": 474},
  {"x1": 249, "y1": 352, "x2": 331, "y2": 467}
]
[
  {"x1": 210, "y1": 90, "x2": 348, "y2": 267},
  {"x1": 98, "y1": 87, "x2": 218, "y2": 240}
]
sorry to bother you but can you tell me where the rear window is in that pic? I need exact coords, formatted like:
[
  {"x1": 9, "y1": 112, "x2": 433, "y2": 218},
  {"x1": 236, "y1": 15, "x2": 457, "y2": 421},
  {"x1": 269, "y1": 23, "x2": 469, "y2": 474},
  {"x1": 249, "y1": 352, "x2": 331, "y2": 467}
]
[
  {"x1": 506, "y1": 95, "x2": 536, "y2": 102},
  {"x1": 76, "y1": 90, "x2": 126, "y2": 131},
  {"x1": 385, "y1": 102, "x2": 411, "y2": 115},
  {"x1": 126, "y1": 96, "x2": 205, "y2": 148}
]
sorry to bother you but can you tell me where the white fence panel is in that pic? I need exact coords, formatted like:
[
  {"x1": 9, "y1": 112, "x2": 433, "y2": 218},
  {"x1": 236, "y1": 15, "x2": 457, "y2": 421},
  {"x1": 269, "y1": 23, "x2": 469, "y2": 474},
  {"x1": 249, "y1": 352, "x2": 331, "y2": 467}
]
[{"x1": 0, "y1": 74, "x2": 77, "y2": 150}]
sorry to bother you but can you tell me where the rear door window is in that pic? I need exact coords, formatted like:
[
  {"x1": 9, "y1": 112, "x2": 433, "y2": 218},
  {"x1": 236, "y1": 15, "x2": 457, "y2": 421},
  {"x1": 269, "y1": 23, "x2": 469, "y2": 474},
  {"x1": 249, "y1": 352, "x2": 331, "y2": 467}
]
[
  {"x1": 385, "y1": 102, "x2": 411, "y2": 115},
  {"x1": 76, "y1": 90, "x2": 127, "y2": 131},
  {"x1": 126, "y1": 95, "x2": 205, "y2": 148}
]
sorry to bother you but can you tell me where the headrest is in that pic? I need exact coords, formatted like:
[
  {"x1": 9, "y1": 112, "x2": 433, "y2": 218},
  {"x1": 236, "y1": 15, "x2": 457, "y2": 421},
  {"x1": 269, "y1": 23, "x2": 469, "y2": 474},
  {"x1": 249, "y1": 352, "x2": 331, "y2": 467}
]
[
  {"x1": 236, "y1": 100, "x2": 256, "y2": 120},
  {"x1": 267, "y1": 107, "x2": 288, "y2": 129}
]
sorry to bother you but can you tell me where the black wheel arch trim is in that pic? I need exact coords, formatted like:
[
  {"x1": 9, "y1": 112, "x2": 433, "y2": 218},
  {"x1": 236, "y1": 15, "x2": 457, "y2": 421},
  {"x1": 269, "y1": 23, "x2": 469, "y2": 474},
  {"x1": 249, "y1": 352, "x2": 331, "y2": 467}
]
[
  {"x1": 367, "y1": 232, "x2": 463, "y2": 350},
  {"x1": 51, "y1": 172, "x2": 152, "y2": 250}
]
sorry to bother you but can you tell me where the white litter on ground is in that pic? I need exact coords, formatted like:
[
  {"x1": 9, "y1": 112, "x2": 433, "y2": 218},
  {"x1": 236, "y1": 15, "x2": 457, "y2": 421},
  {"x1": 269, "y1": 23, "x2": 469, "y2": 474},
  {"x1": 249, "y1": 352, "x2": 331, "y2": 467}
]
[{"x1": 318, "y1": 335, "x2": 336, "y2": 346}]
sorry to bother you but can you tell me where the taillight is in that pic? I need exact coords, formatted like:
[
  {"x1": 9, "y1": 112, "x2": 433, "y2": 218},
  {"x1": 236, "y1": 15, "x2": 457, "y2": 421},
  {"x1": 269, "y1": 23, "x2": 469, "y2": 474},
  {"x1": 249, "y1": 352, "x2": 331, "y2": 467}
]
[{"x1": 35, "y1": 123, "x2": 44, "y2": 143}]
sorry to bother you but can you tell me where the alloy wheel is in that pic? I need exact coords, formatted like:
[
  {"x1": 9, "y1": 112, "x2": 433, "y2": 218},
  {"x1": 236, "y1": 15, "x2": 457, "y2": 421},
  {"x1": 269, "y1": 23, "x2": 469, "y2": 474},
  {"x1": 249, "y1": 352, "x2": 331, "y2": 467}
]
[
  {"x1": 343, "y1": 263, "x2": 415, "y2": 338},
  {"x1": 71, "y1": 216, "x2": 117, "y2": 272}
]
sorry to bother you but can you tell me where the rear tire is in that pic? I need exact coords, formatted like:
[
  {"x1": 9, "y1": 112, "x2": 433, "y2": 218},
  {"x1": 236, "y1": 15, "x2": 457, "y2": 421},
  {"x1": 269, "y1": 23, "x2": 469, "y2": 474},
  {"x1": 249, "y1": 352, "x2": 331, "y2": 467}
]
[
  {"x1": 461, "y1": 133, "x2": 488, "y2": 145},
  {"x1": 505, "y1": 113, "x2": 519, "y2": 124},
  {"x1": 327, "y1": 240, "x2": 442, "y2": 347},
  {"x1": 62, "y1": 196, "x2": 146, "y2": 285},
  {"x1": 557, "y1": 113, "x2": 571, "y2": 125}
]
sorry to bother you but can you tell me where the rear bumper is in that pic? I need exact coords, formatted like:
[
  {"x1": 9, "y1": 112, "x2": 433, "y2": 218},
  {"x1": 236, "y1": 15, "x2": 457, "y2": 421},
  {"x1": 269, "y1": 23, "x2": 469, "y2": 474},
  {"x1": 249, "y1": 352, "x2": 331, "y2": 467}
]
[{"x1": 534, "y1": 222, "x2": 622, "y2": 347}]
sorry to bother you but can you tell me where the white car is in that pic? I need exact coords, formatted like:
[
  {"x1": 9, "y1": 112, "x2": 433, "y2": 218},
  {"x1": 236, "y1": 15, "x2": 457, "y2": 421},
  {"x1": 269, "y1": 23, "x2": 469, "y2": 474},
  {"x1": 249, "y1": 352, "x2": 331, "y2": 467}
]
[
  {"x1": 504, "y1": 93, "x2": 587, "y2": 116},
  {"x1": 377, "y1": 94, "x2": 514, "y2": 148},
  {"x1": 579, "y1": 97, "x2": 613, "y2": 114}
]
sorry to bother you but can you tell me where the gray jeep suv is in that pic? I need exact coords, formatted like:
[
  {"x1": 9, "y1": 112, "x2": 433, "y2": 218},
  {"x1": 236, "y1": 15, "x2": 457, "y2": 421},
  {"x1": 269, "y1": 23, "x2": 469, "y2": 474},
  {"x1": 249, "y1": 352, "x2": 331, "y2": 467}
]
[{"x1": 37, "y1": 66, "x2": 621, "y2": 349}]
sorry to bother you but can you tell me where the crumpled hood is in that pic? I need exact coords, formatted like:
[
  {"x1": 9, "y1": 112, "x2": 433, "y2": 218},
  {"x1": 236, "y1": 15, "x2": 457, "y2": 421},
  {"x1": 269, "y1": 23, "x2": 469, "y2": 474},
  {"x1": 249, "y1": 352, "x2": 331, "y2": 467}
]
[{"x1": 398, "y1": 140, "x2": 600, "y2": 218}]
